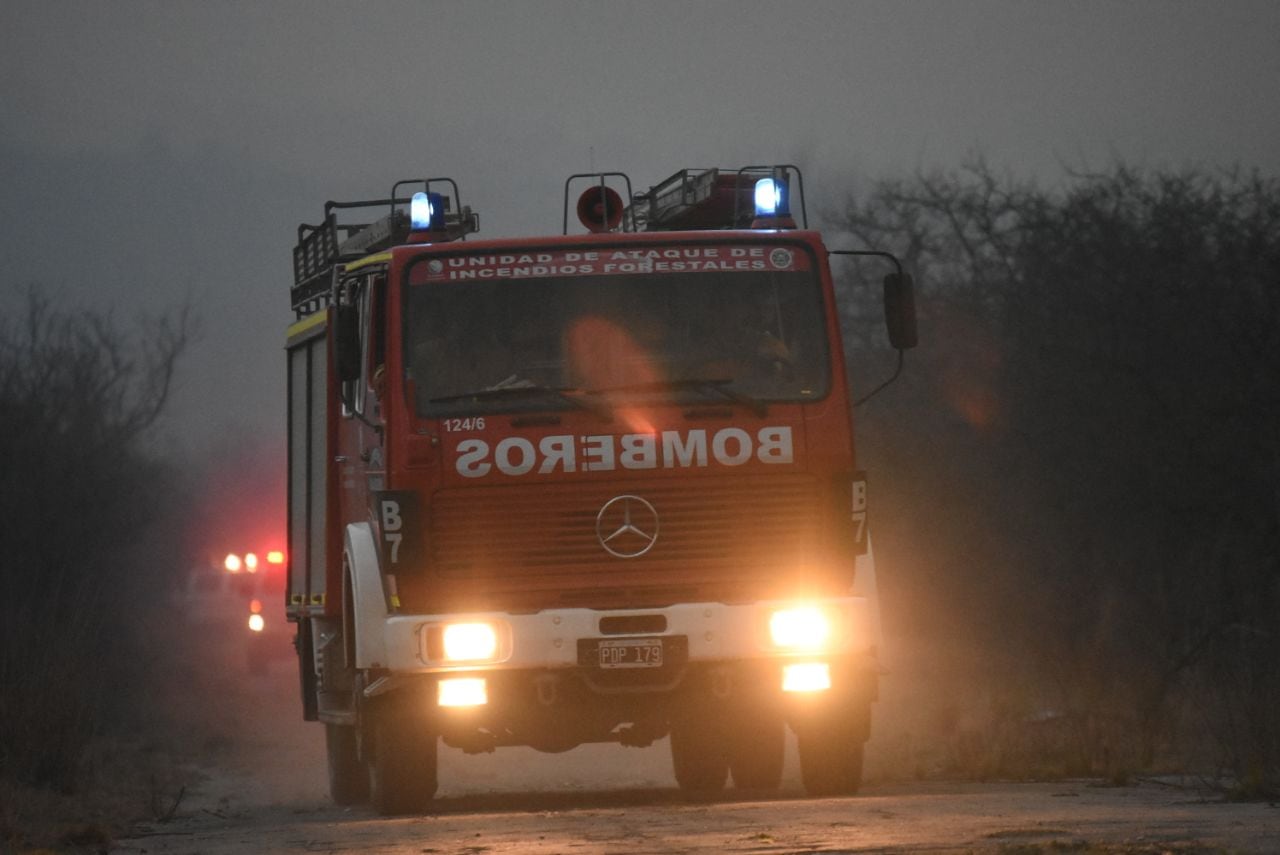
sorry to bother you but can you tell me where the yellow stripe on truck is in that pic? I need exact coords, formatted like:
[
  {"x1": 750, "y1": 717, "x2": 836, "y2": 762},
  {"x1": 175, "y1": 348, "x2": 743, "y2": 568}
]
[{"x1": 286, "y1": 310, "x2": 327, "y2": 343}]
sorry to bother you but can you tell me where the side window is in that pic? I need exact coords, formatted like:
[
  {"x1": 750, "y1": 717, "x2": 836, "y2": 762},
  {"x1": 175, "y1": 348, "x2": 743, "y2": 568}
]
[
  {"x1": 340, "y1": 276, "x2": 367, "y2": 419},
  {"x1": 364, "y1": 275, "x2": 387, "y2": 403},
  {"x1": 340, "y1": 271, "x2": 386, "y2": 419},
  {"x1": 355, "y1": 279, "x2": 372, "y2": 416}
]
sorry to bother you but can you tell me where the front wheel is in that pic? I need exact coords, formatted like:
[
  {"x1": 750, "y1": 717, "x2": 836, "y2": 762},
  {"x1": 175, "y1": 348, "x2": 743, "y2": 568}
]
[
  {"x1": 368, "y1": 700, "x2": 438, "y2": 815},
  {"x1": 669, "y1": 715, "x2": 729, "y2": 793},
  {"x1": 325, "y1": 723, "x2": 368, "y2": 805},
  {"x1": 728, "y1": 709, "x2": 785, "y2": 790},
  {"x1": 797, "y1": 722, "x2": 865, "y2": 796}
]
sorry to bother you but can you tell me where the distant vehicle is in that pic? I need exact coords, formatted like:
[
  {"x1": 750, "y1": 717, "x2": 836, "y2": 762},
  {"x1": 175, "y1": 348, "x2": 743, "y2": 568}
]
[
  {"x1": 285, "y1": 165, "x2": 916, "y2": 814},
  {"x1": 178, "y1": 549, "x2": 290, "y2": 674}
]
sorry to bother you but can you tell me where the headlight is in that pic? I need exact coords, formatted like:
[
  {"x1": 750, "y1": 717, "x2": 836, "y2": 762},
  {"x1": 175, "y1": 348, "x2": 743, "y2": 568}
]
[
  {"x1": 442, "y1": 622, "x2": 499, "y2": 662},
  {"x1": 769, "y1": 606, "x2": 832, "y2": 651}
]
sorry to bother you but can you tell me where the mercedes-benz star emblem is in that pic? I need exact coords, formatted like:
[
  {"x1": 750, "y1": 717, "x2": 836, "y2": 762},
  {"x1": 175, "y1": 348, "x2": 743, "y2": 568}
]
[{"x1": 595, "y1": 495, "x2": 659, "y2": 558}]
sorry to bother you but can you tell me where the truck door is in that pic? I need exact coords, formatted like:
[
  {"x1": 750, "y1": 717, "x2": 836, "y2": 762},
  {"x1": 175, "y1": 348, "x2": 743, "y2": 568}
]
[{"x1": 336, "y1": 270, "x2": 388, "y2": 533}]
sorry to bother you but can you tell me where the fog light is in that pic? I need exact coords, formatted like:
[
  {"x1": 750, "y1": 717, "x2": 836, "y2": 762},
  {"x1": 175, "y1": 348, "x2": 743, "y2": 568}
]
[
  {"x1": 438, "y1": 677, "x2": 487, "y2": 707},
  {"x1": 782, "y1": 662, "x2": 831, "y2": 693}
]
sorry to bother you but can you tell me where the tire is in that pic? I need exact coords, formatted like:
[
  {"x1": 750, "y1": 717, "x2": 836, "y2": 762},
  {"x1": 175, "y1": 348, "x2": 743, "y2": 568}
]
[
  {"x1": 325, "y1": 723, "x2": 369, "y2": 805},
  {"x1": 669, "y1": 715, "x2": 729, "y2": 793},
  {"x1": 368, "y1": 701, "x2": 438, "y2": 815},
  {"x1": 797, "y1": 723, "x2": 865, "y2": 796},
  {"x1": 728, "y1": 710, "x2": 785, "y2": 790}
]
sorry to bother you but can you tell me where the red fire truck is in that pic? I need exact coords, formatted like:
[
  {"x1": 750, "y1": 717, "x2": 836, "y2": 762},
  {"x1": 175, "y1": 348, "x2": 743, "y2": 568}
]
[
  {"x1": 286, "y1": 166, "x2": 916, "y2": 814},
  {"x1": 177, "y1": 549, "x2": 290, "y2": 674}
]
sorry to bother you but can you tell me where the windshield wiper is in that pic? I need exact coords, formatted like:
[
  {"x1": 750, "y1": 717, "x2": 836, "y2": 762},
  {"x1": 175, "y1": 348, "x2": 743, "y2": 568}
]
[
  {"x1": 428, "y1": 384, "x2": 612, "y2": 418},
  {"x1": 587, "y1": 378, "x2": 767, "y2": 417}
]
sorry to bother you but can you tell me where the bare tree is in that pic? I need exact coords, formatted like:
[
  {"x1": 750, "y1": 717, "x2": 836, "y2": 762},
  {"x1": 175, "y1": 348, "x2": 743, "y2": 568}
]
[
  {"x1": 832, "y1": 164, "x2": 1280, "y2": 792},
  {"x1": 0, "y1": 286, "x2": 191, "y2": 791}
]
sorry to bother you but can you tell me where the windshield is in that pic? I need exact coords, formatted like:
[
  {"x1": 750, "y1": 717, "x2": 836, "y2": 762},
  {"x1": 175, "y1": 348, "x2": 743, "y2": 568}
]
[{"x1": 404, "y1": 245, "x2": 830, "y2": 417}]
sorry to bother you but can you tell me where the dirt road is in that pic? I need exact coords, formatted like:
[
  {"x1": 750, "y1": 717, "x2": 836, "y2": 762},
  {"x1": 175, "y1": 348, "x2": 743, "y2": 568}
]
[
  {"x1": 112, "y1": 654, "x2": 1279, "y2": 854},
  {"x1": 116, "y1": 776, "x2": 1279, "y2": 854}
]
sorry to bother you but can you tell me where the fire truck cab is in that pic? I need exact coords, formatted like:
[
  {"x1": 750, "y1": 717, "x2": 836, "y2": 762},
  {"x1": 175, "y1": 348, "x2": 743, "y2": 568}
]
[{"x1": 286, "y1": 166, "x2": 915, "y2": 814}]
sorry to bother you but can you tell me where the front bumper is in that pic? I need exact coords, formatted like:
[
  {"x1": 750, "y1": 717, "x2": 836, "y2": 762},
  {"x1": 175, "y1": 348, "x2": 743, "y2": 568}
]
[{"x1": 377, "y1": 596, "x2": 876, "y2": 674}]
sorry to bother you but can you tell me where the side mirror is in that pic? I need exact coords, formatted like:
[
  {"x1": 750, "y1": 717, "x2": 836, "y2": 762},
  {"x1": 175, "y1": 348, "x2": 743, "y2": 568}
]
[
  {"x1": 883, "y1": 273, "x2": 918, "y2": 350},
  {"x1": 334, "y1": 303, "x2": 361, "y2": 382}
]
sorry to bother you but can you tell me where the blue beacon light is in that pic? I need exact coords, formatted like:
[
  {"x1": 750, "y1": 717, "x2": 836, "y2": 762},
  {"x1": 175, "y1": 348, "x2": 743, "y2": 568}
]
[
  {"x1": 410, "y1": 192, "x2": 434, "y2": 230},
  {"x1": 754, "y1": 178, "x2": 787, "y2": 217}
]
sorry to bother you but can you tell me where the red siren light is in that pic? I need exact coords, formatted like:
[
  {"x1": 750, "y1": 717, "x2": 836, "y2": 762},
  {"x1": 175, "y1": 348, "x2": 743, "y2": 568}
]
[{"x1": 576, "y1": 185, "x2": 624, "y2": 233}]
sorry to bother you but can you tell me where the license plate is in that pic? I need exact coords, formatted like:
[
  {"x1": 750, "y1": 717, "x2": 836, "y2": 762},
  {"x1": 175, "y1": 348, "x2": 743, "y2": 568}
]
[{"x1": 596, "y1": 637, "x2": 664, "y2": 669}]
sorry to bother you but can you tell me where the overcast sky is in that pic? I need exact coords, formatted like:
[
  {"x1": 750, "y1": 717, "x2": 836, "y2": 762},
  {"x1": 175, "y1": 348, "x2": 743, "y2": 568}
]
[{"x1": 3, "y1": 0, "x2": 1278, "y2": 457}]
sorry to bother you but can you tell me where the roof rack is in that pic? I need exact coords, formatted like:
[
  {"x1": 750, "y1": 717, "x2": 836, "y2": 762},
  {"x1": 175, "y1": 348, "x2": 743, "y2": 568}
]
[
  {"x1": 291, "y1": 178, "x2": 479, "y2": 313},
  {"x1": 624, "y1": 165, "x2": 806, "y2": 232}
]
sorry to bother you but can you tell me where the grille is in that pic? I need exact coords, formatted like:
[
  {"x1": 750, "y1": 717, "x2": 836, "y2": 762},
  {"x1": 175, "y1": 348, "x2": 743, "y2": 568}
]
[{"x1": 428, "y1": 474, "x2": 824, "y2": 582}]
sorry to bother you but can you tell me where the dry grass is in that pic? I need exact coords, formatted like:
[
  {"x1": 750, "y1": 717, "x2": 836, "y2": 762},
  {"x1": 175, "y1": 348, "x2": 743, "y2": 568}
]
[
  {"x1": 0, "y1": 627, "x2": 233, "y2": 853},
  {"x1": 863, "y1": 632, "x2": 1235, "y2": 790},
  {"x1": 0, "y1": 735, "x2": 196, "y2": 853}
]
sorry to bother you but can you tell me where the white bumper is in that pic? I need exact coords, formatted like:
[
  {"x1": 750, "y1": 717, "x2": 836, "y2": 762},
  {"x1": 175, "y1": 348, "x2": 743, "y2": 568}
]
[{"x1": 375, "y1": 597, "x2": 876, "y2": 673}]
